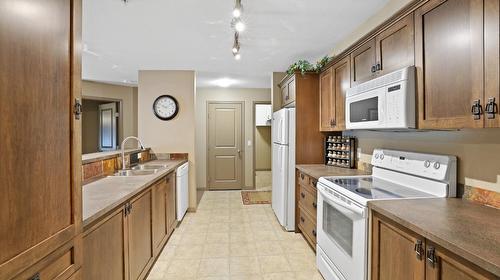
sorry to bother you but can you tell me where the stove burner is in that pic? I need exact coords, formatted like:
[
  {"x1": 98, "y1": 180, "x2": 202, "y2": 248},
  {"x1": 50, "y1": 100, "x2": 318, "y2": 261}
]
[{"x1": 355, "y1": 187, "x2": 372, "y2": 195}]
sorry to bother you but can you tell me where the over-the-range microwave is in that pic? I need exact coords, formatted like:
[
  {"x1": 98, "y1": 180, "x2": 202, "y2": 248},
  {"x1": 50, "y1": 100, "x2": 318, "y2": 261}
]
[{"x1": 345, "y1": 66, "x2": 416, "y2": 130}]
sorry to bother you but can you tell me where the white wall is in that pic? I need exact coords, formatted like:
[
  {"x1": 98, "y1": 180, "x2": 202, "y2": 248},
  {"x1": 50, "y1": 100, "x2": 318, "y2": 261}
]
[
  {"x1": 138, "y1": 70, "x2": 198, "y2": 209},
  {"x1": 195, "y1": 88, "x2": 272, "y2": 191}
]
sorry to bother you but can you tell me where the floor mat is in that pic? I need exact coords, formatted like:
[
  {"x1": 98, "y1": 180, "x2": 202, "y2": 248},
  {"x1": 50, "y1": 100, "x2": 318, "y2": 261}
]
[{"x1": 241, "y1": 190, "x2": 272, "y2": 205}]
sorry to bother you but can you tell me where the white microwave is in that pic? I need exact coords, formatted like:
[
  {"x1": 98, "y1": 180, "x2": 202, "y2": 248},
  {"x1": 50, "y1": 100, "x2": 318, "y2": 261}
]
[{"x1": 345, "y1": 66, "x2": 416, "y2": 130}]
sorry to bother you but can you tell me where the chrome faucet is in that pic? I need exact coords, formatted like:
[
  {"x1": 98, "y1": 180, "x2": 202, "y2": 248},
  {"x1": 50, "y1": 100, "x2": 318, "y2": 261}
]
[{"x1": 121, "y1": 136, "x2": 145, "y2": 170}]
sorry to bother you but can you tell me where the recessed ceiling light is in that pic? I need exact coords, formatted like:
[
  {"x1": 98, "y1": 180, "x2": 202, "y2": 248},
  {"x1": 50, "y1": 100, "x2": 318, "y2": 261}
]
[
  {"x1": 112, "y1": 64, "x2": 119, "y2": 69},
  {"x1": 213, "y1": 78, "x2": 236, "y2": 88}
]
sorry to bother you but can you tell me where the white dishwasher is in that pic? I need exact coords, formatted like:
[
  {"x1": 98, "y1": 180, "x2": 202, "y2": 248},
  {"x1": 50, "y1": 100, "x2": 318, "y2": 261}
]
[{"x1": 176, "y1": 162, "x2": 189, "y2": 221}]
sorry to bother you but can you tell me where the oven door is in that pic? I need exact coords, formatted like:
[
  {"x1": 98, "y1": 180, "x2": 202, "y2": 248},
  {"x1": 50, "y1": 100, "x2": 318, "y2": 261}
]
[
  {"x1": 345, "y1": 87, "x2": 386, "y2": 130},
  {"x1": 317, "y1": 183, "x2": 368, "y2": 280}
]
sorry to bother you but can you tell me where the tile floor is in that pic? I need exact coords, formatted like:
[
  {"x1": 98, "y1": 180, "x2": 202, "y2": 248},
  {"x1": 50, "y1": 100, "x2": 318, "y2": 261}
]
[{"x1": 147, "y1": 190, "x2": 324, "y2": 280}]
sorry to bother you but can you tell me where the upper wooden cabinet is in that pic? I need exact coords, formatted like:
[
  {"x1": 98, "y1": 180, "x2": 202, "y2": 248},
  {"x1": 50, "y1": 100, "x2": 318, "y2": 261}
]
[
  {"x1": 376, "y1": 13, "x2": 415, "y2": 75},
  {"x1": 415, "y1": 0, "x2": 485, "y2": 129},
  {"x1": 351, "y1": 38, "x2": 377, "y2": 85},
  {"x1": 0, "y1": 0, "x2": 82, "y2": 278},
  {"x1": 372, "y1": 212, "x2": 497, "y2": 280},
  {"x1": 320, "y1": 57, "x2": 350, "y2": 131},
  {"x1": 351, "y1": 13, "x2": 415, "y2": 86},
  {"x1": 280, "y1": 76, "x2": 297, "y2": 107},
  {"x1": 484, "y1": 0, "x2": 500, "y2": 128}
]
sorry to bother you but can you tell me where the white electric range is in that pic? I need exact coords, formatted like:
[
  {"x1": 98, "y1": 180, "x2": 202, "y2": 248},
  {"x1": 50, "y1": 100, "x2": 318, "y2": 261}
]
[{"x1": 316, "y1": 149, "x2": 457, "y2": 280}]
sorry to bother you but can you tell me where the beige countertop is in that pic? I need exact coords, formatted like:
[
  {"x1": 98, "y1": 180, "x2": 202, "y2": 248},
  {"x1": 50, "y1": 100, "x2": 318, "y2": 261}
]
[
  {"x1": 296, "y1": 164, "x2": 370, "y2": 179},
  {"x1": 82, "y1": 148, "x2": 151, "y2": 164},
  {"x1": 369, "y1": 198, "x2": 500, "y2": 277},
  {"x1": 82, "y1": 159, "x2": 187, "y2": 228}
]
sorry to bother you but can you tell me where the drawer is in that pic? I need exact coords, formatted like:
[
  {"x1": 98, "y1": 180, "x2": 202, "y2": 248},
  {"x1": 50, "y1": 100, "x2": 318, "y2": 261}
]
[
  {"x1": 298, "y1": 206, "x2": 317, "y2": 245},
  {"x1": 14, "y1": 238, "x2": 81, "y2": 280},
  {"x1": 298, "y1": 184, "x2": 317, "y2": 219},
  {"x1": 297, "y1": 171, "x2": 309, "y2": 186}
]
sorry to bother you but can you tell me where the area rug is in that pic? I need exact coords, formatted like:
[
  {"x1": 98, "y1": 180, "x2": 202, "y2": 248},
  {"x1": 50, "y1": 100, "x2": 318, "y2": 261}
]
[{"x1": 241, "y1": 191, "x2": 272, "y2": 205}]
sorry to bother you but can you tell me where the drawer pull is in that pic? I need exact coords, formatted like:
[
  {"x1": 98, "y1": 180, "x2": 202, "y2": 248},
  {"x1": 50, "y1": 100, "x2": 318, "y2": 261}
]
[
  {"x1": 312, "y1": 230, "x2": 317, "y2": 237},
  {"x1": 312, "y1": 202, "x2": 317, "y2": 208},
  {"x1": 29, "y1": 273, "x2": 40, "y2": 280},
  {"x1": 301, "y1": 192, "x2": 305, "y2": 198},
  {"x1": 300, "y1": 174, "x2": 305, "y2": 180},
  {"x1": 312, "y1": 180, "x2": 317, "y2": 187},
  {"x1": 300, "y1": 216, "x2": 305, "y2": 223}
]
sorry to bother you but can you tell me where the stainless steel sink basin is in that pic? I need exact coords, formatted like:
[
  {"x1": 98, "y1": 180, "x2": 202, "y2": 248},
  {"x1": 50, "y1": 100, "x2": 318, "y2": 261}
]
[
  {"x1": 113, "y1": 169, "x2": 158, "y2": 176},
  {"x1": 132, "y1": 164, "x2": 167, "y2": 170}
]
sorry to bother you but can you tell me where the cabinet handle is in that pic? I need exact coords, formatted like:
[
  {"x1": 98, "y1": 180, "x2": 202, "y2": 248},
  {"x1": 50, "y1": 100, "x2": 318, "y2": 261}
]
[
  {"x1": 300, "y1": 216, "x2": 305, "y2": 223},
  {"x1": 301, "y1": 192, "x2": 305, "y2": 199},
  {"x1": 73, "y1": 98, "x2": 82, "y2": 120},
  {"x1": 300, "y1": 174, "x2": 304, "y2": 180},
  {"x1": 29, "y1": 273, "x2": 40, "y2": 280},
  {"x1": 427, "y1": 246, "x2": 437, "y2": 267},
  {"x1": 375, "y1": 62, "x2": 382, "y2": 72},
  {"x1": 471, "y1": 99, "x2": 483, "y2": 120},
  {"x1": 312, "y1": 229, "x2": 317, "y2": 237},
  {"x1": 312, "y1": 202, "x2": 317, "y2": 209},
  {"x1": 485, "y1": 97, "x2": 498, "y2": 119},
  {"x1": 312, "y1": 180, "x2": 317, "y2": 187},
  {"x1": 414, "y1": 240, "x2": 424, "y2": 260},
  {"x1": 371, "y1": 65, "x2": 377, "y2": 73}
]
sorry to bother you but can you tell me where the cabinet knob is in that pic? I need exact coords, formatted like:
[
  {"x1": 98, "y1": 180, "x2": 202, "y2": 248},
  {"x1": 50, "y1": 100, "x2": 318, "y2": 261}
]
[
  {"x1": 300, "y1": 216, "x2": 305, "y2": 223},
  {"x1": 312, "y1": 180, "x2": 317, "y2": 187},
  {"x1": 426, "y1": 246, "x2": 437, "y2": 267},
  {"x1": 301, "y1": 193, "x2": 305, "y2": 199},
  {"x1": 312, "y1": 202, "x2": 317, "y2": 209},
  {"x1": 300, "y1": 174, "x2": 304, "y2": 180},
  {"x1": 414, "y1": 240, "x2": 424, "y2": 260},
  {"x1": 312, "y1": 230, "x2": 317, "y2": 237}
]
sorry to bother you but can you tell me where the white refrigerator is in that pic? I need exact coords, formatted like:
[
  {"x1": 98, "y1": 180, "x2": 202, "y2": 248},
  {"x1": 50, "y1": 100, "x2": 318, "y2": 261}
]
[{"x1": 271, "y1": 108, "x2": 295, "y2": 231}]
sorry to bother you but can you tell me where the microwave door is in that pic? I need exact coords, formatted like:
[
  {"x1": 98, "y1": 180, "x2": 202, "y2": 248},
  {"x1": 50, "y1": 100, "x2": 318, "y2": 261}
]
[{"x1": 346, "y1": 87, "x2": 385, "y2": 129}]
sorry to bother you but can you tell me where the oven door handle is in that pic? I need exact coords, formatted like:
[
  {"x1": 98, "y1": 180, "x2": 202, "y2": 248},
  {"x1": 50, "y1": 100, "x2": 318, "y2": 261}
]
[{"x1": 319, "y1": 186, "x2": 366, "y2": 217}]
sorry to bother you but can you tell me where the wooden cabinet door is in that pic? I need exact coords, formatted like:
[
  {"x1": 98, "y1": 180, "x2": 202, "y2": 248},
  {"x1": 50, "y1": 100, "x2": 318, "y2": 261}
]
[
  {"x1": 287, "y1": 78, "x2": 296, "y2": 105},
  {"x1": 484, "y1": 0, "x2": 500, "y2": 128},
  {"x1": 332, "y1": 56, "x2": 351, "y2": 131},
  {"x1": 415, "y1": 0, "x2": 484, "y2": 129},
  {"x1": 166, "y1": 173, "x2": 177, "y2": 236},
  {"x1": 350, "y1": 38, "x2": 376, "y2": 85},
  {"x1": 425, "y1": 243, "x2": 495, "y2": 280},
  {"x1": 83, "y1": 209, "x2": 126, "y2": 280},
  {"x1": 371, "y1": 213, "x2": 425, "y2": 280},
  {"x1": 280, "y1": 84, "x2": 289, "y2": 107},
  {"x1": 152, "y1": 179, "x2": 168, "y2": 255},
  {"x1": 128, "y1": 191, "x2": 153, "y2": 280},
  {"x1": 319, "y1": 68, "x2": 335, "y2": 131},
  {"x1": 0, "y1": 0, "x2": 82, "y2": 278},
  {"x1": 376, "y1": 13, "x2": 415, "y2": 75}
]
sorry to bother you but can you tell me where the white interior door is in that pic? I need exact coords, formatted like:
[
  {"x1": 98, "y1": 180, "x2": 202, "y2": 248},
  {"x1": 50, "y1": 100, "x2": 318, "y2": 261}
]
[{"x1": 98, "y1": 102, "x2": 117, "y2": 151}]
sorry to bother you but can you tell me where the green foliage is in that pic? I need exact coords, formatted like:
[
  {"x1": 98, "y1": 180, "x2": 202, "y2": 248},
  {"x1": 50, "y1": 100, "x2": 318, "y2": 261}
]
[{"x1": 286, "y1": 56, "x2": 331, "y2": 75}]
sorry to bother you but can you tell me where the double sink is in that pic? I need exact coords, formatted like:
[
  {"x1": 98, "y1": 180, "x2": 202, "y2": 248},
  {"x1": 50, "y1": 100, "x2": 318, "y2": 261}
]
[{"x1": 113, "y1": 164, "x2": 168, "y2": 177}]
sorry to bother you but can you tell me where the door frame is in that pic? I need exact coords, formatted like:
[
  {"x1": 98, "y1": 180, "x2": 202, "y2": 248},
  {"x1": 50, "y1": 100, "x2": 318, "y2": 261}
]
[
  {"x1": 252, "y1": 101, "x2": 272, "y2": 190},
  {"x1": 206, "y1": 101, "x2": 245, "y2": 190},
  {"x1": 82, "y1": 96, "x2": 124, "y2": 148}
]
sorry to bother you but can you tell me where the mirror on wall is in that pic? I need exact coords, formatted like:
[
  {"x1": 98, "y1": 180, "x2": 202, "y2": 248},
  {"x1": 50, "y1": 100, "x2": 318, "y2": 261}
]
[{"x1": 81, "y1": 97, "x2": 122, "y2": 154}]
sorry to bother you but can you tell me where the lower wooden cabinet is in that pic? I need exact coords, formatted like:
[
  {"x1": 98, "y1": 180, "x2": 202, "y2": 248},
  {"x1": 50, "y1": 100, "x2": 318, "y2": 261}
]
[
  {"x1": 296, "y1": 170, "x2": 318, "y2": 251},
  {"x1": 83, "y1": 209, "x2": 125, "y2": 280},
  {"x1": 83, "y1": 171, "x2": 178, "y2": 280},
  {"x1": 371, "y1": 212, "x2": 497, "y2": 280}
]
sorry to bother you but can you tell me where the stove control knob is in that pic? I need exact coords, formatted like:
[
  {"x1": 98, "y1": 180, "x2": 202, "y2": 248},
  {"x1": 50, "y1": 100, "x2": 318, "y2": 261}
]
[
  {"x1": 424, "y1": 160, "x2": 431, "y2": 168},
  {"x1": 433, "y1": 162, "x2": 441, "y2": 170},
  {"x1": 374, "y1": 153, "x2": 379, "y2": 159},
  {"x1": 380, "y1": 154, "x2": 384, "y2": 160}
]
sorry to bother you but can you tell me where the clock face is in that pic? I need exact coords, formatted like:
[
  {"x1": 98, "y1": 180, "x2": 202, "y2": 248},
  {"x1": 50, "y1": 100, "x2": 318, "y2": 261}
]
[{"x1": 153, "y1": 95, "x2": 179, "y2": 121}]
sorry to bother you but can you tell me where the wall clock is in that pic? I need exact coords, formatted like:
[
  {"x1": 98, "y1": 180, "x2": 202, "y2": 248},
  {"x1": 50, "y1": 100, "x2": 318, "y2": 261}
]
[{"x1": 152, "y1": 95, "x2": 179, "y2": 121}]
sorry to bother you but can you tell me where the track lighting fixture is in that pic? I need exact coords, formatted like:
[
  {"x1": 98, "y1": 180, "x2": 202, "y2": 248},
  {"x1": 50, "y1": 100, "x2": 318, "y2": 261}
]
[
  {"x1": 232, "y1": 33, "x2": 240, "y2": 54},
  {"x1": 231, "y1": 0, "x2": 245, "y2": 59},
  {"x1": 233, "y1": 0, "x2": 243, "y2": 18}
]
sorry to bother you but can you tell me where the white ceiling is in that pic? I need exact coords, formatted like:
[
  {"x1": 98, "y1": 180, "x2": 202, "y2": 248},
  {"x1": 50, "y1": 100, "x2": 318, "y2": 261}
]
[{"x1": 82, "y1": 0, "x2": 389, "y2": 88}]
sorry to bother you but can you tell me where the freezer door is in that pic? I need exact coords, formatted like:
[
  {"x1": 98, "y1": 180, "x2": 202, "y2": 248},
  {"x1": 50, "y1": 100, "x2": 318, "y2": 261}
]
[
  {"x1": 272, "y1": 109, "x2": 289, "y2": 145},
  {"x1": 272, "y1": 143, "x2": 288, "y2": 226}
]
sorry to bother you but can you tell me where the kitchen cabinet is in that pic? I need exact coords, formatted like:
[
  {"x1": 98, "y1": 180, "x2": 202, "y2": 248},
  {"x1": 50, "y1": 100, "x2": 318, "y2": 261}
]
[
  {"x1": 350, "y1": 38, "x2": 376, "y2": 85},
  {"x1": 128, "y1": 191, "x2": 153, "y2": 280},
  {"x1": 152, "y1": 179, "x2": 168, "y2": 255},
  {"x1": 296, "y1": 170, "x2": 319, "y2": 250},
  {"x1": 371, "y1": 212, "x2": 496, "y2": 280},
  {"x1": 255, "y1": 104, "x2": 272, "y2": 126},
  {"x1": 83, "y1": 171, "x2": 178, "y2": 280},
  {"x1": 166, "y1": 173, "x2": 177, "y2": 236},
  {"x1": 320, "y1": 57, "x2": 350, "y2": 131},
  {"x1": 375, "y1": 13, "x2": 415, "y2": 75},
  {"x1": 350, "y1": 13, "x2": 414, "y2": 86},
  {"x1": 484, "y1": 0, "x2": 500, "y2": 128},
  {"x1": 83, "y1": 209, "x2": 126, "y2": 280},
  {"x1": 0, "y1": 0, "x2": 82, "y2": 278},
  {"x1": 280, "y1": 76, "x2": 297, "y2": 107},
  {"x1": 415, "y1": 0, "x2": 484, "y2": 129}
]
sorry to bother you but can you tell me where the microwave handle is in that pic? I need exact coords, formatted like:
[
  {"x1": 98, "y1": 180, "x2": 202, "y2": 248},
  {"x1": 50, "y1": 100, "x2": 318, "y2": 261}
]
[{"x1": 319, "y1": 185, "x2": 365, "y2": 217}]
